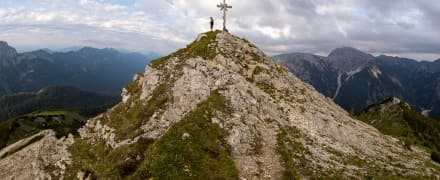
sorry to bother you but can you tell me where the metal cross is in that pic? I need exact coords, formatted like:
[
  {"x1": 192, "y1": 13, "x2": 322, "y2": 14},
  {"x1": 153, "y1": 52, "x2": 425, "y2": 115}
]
[{"x1": 217, "y1": 0, "x2": 232, "y2": 31}]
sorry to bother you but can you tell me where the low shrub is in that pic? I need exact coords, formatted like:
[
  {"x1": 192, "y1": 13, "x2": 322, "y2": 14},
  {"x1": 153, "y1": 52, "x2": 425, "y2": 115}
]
[{"x1": 431, "y1": 151, "x2": 440, "y2": 163}]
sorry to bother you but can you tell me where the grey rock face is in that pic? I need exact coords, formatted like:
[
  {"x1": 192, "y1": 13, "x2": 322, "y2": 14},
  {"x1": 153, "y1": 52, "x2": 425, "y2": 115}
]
[
  {"x1": 0, "y1": 41, "x2": 18, "y2": 67},
  {"x1": 0, "y1": 130, "x2": 74, "y2": 179},
  {"x1": 328, "y1": 47, "x2": 374, "y2": 72},
  {"x1": 275, "y1": 53, "x2": 338, "y2": 97}
]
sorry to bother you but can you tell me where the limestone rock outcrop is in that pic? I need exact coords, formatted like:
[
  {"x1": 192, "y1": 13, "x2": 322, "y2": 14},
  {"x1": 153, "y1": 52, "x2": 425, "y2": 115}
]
[
  {"x1": 0, "y1": 130, "x2": 74, "y2": 179},
  {"x1": 78, "y1": 31, "x2": 440, "y2": 179}
]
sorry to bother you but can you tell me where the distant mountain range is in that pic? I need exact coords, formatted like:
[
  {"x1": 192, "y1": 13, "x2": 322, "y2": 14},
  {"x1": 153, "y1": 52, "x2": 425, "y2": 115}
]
[
  {"x1": 274, "y1": 47, "x2": 440, "y2": 117},
  {"x1": 0, "y1": 41, "x2": 158, "y2": 96},
  {"x1": 53, "y1": 46, "x2": 160, "y2": 58},
  {"x1": 0, "y1": 86, "x2": 118, "y2": 122}
]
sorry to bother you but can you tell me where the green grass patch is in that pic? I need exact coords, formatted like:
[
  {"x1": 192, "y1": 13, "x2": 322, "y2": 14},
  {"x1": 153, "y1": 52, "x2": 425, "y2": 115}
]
[
  {"x1": 357, "y1": 100, "x2": 440, "y2": 163},
  {"x1": 402, "y1": 107, "x2": 440, "y2": 151},
  {"x1": 250, "y1": 52, "x2": 263, "y2": 62},
  {"x1": 257, "y1": 81, "x2": 275, "y2": 95},
  {"x1": 133, "y1": 90, "x2": 239, "y2": 179},
  {"x1": 276, "y1": 126, "x2": 309, "y2": 179},
  {"x1": 149, "y1": 31, "x2": 221, "y2": 70},
  {"x1": 149, "y1": 55, "x2": 172, "y2": 70},
  {"x1": 66, "y1": 137, "x2": 154, "y2": 179},
  {"x1": 253, "y1": 66, "x2": 265, "y2": 76},
  {"x1": 30, "y1": 111, "x2": 71, "y2": 116},
  {"x1": 357, "y1": 104, "x2": 409, "y2": 138},
  {"x1": 185, "y1": 30, "x2": 220, "y2": 60}
]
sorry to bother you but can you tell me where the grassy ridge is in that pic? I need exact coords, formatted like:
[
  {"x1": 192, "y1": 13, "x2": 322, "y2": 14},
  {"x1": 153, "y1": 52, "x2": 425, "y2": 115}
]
[
  {"x1": 149, "y1": 31, "x2": 221, "y2": 69},
  {"x1": 357, "y1": 99, "x2": 440, "y2": 163},
  {"x1": 66, "y1": 91, "x2": 239, "y2": 179},
  {"x1": 135, "y1": 91, "x2": 239, "y2": 179}
]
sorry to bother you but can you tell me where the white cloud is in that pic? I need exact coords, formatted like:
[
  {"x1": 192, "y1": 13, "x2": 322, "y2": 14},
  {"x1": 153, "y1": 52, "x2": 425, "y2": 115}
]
[{"x1": 0, "y1": 0, "x2": 439, "y2": 60}]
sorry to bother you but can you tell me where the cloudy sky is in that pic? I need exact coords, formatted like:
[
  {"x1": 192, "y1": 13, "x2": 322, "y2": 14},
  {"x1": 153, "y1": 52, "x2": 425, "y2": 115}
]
[{"x1": 0, "y1": 0, "x2": 439, "y2": 61}]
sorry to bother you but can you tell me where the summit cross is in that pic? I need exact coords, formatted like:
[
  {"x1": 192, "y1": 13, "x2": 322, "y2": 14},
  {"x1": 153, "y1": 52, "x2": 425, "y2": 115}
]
[{"x1": 217, "y1": 0, "x2": 232, "y2": 31}]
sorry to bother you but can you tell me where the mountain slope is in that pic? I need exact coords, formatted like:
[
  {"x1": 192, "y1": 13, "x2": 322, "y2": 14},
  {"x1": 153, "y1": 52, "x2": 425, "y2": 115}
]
[
  {"x1": 0, "y1": 111, "x2": 87, "y2": 151},
  {"x1": 375, "y1": 55, "x2": 440, "y2": 116},
  {"x1": 274, "y1": 50, "x2": 440, "y2": 116},
  {"x1": 334, "y1": 64, "x2": 404, "y2": 113},
  {"x1": 357, "y1": 97, "x2": 440, "y2": 163},
  {"x1": 0, "y1": 42, "x2": 155, "y2": 96},
  {"x1": 274, "y1": 53, "x2": 338, "y2": 97},
  {"x1": 0, "y1": 31, "x2": 439, "y2": 179}
]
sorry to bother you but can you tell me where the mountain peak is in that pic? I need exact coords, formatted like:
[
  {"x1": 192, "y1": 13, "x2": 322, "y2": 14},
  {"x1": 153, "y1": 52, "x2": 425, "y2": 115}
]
[
  {"x1": 78, "y1": 31, "x2": 440, "y2": 178},
  {"x1": 329, "y1": 46, "x2": 364, "y2": 55},
  {"x1": 2, "y1": 32, "x2": 439, "y2": 179},
  {"x1": 0, "y1": 41, "x2": 8, "y2": 47},
  {"x1": 328, "y1": 47, "x2": 374, "y2": 72},
  {"x1": 149, "y1": 30, "x2": 268, "y2": 70},
  {"x1": 77, "y1": 46, "x2": 100, "y2": 53},
  {"x1": 58, "y1": 46, "x2": 84, "y2": 53},
  {"x1": 39, "y1": 48, "x2": 54, "y2": 54}
]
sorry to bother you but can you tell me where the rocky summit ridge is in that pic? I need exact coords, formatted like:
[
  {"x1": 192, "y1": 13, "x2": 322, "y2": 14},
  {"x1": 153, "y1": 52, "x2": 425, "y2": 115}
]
[{"x1": 0, "y1": 31, "x2": 439, "y2": 179}]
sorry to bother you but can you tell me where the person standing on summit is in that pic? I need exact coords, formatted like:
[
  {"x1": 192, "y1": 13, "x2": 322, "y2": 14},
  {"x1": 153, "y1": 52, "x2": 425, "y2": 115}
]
[{"x1": 210, "y1": 17, "x2": 214, "y2": 31}]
